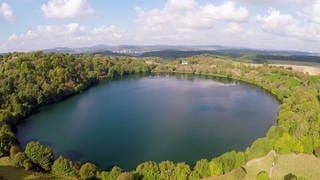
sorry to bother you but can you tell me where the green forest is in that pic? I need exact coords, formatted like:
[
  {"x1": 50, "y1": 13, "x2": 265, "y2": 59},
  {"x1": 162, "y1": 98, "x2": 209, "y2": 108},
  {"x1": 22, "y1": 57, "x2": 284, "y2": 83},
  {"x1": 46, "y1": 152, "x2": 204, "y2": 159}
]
[{"x1": 1, "y1": 52, "x2": 320, "y2": 179}]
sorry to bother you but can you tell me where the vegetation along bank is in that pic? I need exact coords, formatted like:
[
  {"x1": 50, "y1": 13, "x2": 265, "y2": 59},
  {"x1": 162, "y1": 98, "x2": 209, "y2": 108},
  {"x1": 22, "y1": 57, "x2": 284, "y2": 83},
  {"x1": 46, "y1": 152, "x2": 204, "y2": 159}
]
[{"x1": 0, "y1": 52, "x2": 320, "y2": 179}]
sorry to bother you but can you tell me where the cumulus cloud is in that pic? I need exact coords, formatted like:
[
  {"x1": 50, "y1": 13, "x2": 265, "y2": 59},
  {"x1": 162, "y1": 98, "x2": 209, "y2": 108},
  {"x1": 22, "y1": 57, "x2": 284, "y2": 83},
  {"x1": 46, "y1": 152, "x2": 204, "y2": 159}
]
[
  {"x1": 93, "y1": 25, "x2": 126, "y2": 38},
  {"x1": 136, "y1": 0, "x2": 248, "y2": 32},
  {"x1": 41, "y1": 0, "x2": 94, "y2": 19},
  {"x1": 308, "y1": 0, "x2": 320, "y2": 23},
  {"x1": 3, "y1": 23, "x2": 126, "y2": 51},
  {"x1": 226, "y1": 23, "x2": 243, "y2": 33},
  {"x1": 256, "y1": 8, "x2": 320, "y2": 41},
  {"x1": 0, "y1": 2, "x2": 14, "y2": 22},
  {"x1": 237, "y1": 0, "x2": 305, "y2": 7}
]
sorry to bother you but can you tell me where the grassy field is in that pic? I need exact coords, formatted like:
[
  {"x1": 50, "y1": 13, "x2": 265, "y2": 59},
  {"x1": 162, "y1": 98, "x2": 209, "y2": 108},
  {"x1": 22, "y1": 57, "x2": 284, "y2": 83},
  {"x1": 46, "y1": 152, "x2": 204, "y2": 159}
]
[
  {"x1": 0, "y1": 157, "x2": 68, "y2": 180},
  {"x1": 205, "y1": 151, "x2": 320, "y2": 180}
]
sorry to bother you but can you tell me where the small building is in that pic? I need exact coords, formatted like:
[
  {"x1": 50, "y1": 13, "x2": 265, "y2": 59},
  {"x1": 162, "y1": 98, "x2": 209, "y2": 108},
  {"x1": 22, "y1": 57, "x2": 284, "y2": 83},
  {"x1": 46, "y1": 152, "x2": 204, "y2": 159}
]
[{"x1": 181, "y1": 61, "x2": 188, "y2": 65}]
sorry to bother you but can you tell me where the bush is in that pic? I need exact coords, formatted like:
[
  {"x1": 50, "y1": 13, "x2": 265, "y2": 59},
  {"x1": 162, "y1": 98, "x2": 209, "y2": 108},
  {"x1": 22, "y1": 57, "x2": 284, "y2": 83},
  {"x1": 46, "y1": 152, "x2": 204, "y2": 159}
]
[
  {"x1": 256, "y1": 171, "x2": 269, "y2": 180},
  {"x1": 13, "y1": 152, "x2": 33, "y2": 170},
  {"x1": 101, "y1": 166, "x2": 123, "y2": 180},
  {"x1": 209, "y1": 159, "x2": 223, "y2": 176},
  {"x1": 313, "y1": 147, "x2": 320, "y2": 157},
  {"x1": 174, "y1": 162, "x2": 191, "y2": 180},
  {"x1": 51, "y1": 156, "x2": 79, "y2": 177},
  {"x1": 0, "y1": 111, "x2": 14, "y2": 127},
  {"x1": 25, "y1": 141, "x2": 54, "y2": 171},
  {"x1": 80, "y1": 162, "x2": 97, "y2": 179},
  {"x1": 194, "y1": 159, "x2": 210, "y2": 178},
  {"x1": 0, "y1": 125, "x2": 18, "y2": 157},
  {"x1": 10, "y1": 145, "x2": 21, "y2": 159},
  {"x1": 117, "y1": 172, "x2": 133, "y2": 180},
  {"x1": 246, "y1": 138, "x2": 272, "y2": 160},
  {"x1": 188, "y1": 170, "x2": 200, "y2": 180},
  {"x1": 158, "y1": 161, "x2": 175, "y2": 179},
  {"x1": 135, "y1": 161, "x2": 160, "y2": 180},
  {"x1": 284, "y1": 173, "x2": 297, "y2": 180}
]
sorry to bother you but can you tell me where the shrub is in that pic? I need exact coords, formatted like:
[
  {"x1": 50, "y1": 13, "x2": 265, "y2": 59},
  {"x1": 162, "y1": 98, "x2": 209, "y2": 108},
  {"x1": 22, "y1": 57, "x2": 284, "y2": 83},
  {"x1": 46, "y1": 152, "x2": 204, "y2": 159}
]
[
  {"x1": 51, "y1": 156, "x2": 79, "y2": 177},
  {"x1": 80, "y1": 162, "x2": 97, "y2": 179},
  {"x1": 194, "y1": 159, "x2": 210, "y2": 178},
  {"x1": 0, "y1": 125, "x2": 18, "y2": 157},
  {"x1": 0, "y1": 111, "x2": 14, "y2": 127},
  {"x1": 209, "y1": 159, "x2": 223, "y2": 176},
  {"x1": 174, "y1": 162, "x2": 191, "y2": 180},
  {"x1": 25, "y1": 141, "x2": 54, "y2": 171},
  {"x1": 313, "y1": 147, "x2": 320, "y2": 157},
  {"x1": 274, "y1": 133, "x2": 295, "y2": 154},
  {"x1": 284, "y1": 173, "x2": 297, "y2": 180},
  {"x1": 117, "y1": 172, "x2": 133, "y2": 180},
  {"x1": 256, "y1": 171, "x2": 269, "y2": 180},
  {"x1": 188, "y1": 170, "x2": 200, "y2": 180},
  {"x1": 13, "y1": 152, "x2": 33, "y2": 170},
  {"x1": 101, "y1": 166, "x2": 123, "y2": 180},
  {"x1": 10, "y1": 145, "x2": 21, "y2": 159},
  {"x1": 158, "y1": 161, "x2": 176, "y2": 179},
  {"x1": 135, "y1": 161, "x2": 160, "y2": 180}
]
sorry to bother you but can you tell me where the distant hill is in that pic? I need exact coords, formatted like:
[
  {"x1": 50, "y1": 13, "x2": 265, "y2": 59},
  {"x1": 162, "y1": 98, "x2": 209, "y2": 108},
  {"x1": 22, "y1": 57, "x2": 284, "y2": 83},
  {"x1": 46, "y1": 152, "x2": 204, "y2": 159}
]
[{"x1": 37, "y1": 45, "x2": 320, "y2": 64}]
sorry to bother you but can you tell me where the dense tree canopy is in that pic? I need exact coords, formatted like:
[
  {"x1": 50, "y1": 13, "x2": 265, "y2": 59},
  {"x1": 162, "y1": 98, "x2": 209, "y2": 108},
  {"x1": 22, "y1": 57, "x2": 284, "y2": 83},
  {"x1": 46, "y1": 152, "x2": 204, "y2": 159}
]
[
  {"x1": 80, "y1": 162, "x2": 97, "y2": 179},
  {"x1": 25, "y1": 141, "x2": 54, "y2": 171},
  {"x1": 51, "y1": 156, "x2": 79, "y2": 177}
]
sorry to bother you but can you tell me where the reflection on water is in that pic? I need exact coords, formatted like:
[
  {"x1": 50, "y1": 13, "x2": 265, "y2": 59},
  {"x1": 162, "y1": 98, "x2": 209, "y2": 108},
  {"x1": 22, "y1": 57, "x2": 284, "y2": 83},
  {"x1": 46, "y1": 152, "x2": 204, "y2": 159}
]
[{"x1": 16, "y1": 74, "x2": 279, "y2": 170}]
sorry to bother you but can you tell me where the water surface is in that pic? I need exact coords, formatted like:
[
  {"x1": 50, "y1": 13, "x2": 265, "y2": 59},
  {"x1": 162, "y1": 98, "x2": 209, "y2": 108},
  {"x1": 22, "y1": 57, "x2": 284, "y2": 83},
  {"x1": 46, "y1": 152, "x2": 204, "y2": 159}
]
[{"x1": 17, "y1": 74, "x2": 279, "y2": 169}]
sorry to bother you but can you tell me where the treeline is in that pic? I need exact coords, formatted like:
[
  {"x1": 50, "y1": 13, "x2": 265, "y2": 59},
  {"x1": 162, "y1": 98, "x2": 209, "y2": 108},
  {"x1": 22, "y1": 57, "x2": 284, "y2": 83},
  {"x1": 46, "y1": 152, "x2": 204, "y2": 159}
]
[
  {"x1": 0, "y1": 52, "x2": 152, "y2": 157},
  {"x1": 9, "y1": 141, "x2": 246, "y2": 179},
  {"x1": 1, "y1": 52, "x2": 320, "y2": 179}
]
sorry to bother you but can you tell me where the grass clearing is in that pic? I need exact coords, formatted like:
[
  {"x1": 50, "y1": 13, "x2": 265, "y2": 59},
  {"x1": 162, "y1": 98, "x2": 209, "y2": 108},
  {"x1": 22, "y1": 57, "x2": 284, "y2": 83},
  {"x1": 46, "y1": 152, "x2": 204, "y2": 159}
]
[
  {"x1": 0, "y1": 157, "x2": 72, "y2": 180},
  {"x1": 205, "y1": 151, "x2": 320, "y2": 180}
]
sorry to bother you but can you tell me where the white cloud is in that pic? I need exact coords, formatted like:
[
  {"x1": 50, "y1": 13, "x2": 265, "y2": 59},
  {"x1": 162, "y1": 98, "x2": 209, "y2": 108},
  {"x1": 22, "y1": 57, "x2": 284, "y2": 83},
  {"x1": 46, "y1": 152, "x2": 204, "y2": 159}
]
[
  {"x1": 237, "y1": 0, "x2": 305, "y2": 7},
  {"x1": 0, "y1": 2, "x2": 14, "y2": 22},
  {"x1": 256, "y1": 8, "x2": 300, "y2": 36},
  {"x1": 136, "y1": 0, "x2": 248, "y2": 32},
  {"x1": 226, "y1": 23, "x2": 243, "y2": 33},
  {"x1": 41, "y1": 0, "x2": 94, "y2": 19},
  {"x1": 93, "y1": 25, "x2": 126, "y2": 38},
  {"x1": 309, "y1": 0, "x2": 320, "y2": 23},
  {"x1": 3, "y1": 23, "x2": 126, "y2": 52},
  {"x1": 256, "y1": 8, "x2": 320, "y2": 40}
]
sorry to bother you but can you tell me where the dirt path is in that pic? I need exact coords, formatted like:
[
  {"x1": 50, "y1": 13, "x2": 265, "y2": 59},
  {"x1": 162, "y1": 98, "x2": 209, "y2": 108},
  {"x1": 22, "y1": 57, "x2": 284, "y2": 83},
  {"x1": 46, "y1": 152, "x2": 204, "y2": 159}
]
[{"x1": 246, "y1": 150, "x2": 276, "y2": 167}]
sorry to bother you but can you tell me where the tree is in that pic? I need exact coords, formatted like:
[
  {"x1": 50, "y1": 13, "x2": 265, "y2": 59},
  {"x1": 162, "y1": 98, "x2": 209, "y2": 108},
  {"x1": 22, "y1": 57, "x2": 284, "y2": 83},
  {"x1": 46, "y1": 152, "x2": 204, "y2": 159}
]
[
  {"x1": 246, "y1": 138, "x2": 272, "y2": 160},
  {"x1": 10, "y1": 145, "x2": 21, "y2": 159},
  {"x1": 188, "y1": 170, "x2": 200, "y2": 180},
  {"x1": 209, "y1": 159, "x2": 223, "y2": 176},
  {"x1": 80, "y1": 162, "x2": 97, "y2": 179},
  {"x1": 313, "y1": 147, "x2": 320, "y2": 157},
  {"x1": 25, "y1": 141, "x2": 54, "y2": 171},
  {"x1": 256, "y1": 171, "x2": 269, "y2": 180},
  {"x1": 158, "y1": 161, "x2": 176, "y2": 179},
  {"x1": 0, "y1": 111, "x2": 14, "y2": 127},
  {"x1": 0, "y1": 125, "x2": 17, "y2": 157},
  {"x1": 135, "y1": 161, "x2": 160, "y2": 180},
  {"x1": 174, "y1": 162, "x2": 191, "y2": 180},
  {"x1": 51, "y1": 156, "x2": 79, "y2": 177},
  {"x1": 101, "y1": 166, "x2": 123, "y2": 180},
  {"x1": 13, "y1": 152, "x2": 33, "y2": 170},
  {"x1": 194, "y1": 159, "x2": 210, "y2": 178},
  {"x1": 284, "y1": 173, "x2": 297, "y2": 180}
]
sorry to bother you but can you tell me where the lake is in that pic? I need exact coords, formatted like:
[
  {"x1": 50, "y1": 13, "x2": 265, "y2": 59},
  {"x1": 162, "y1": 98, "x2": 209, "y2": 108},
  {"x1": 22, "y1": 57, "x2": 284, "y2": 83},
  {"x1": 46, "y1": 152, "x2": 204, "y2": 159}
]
[{"x1": 16, "y1": 74, "x2": 279, "y2": 170}]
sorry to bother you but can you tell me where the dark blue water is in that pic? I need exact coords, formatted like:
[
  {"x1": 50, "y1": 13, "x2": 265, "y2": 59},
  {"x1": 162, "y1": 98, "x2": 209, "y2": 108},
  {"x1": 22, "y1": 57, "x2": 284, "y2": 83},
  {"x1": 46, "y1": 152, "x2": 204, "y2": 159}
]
[{"x1": 16, "y1": 74, "x2": 278, "y2": 170}]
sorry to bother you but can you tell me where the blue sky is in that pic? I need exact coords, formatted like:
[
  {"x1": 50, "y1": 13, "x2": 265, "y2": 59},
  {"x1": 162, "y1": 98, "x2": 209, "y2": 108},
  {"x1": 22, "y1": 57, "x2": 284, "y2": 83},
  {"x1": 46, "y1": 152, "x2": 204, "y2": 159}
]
[{"x1": 1, "y1": 0, "x2": 320, "y2": 53}]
